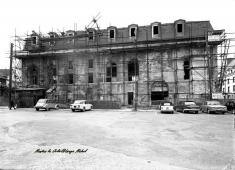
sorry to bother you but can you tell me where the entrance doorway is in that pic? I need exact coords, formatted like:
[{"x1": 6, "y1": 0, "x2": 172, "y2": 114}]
[
  {"x1": 151, "y1": 91, "x2": 168, "y2": 105},
  {"x1": 128, "y1": 92, "x2": 133, "y2": 105}
]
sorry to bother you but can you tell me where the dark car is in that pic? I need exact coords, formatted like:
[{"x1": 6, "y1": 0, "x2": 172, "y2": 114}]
[
  {"x1": 225, "y1": 100, "x2": 235, "y2": 112},
  {"x1": 159, "y1": 101, "x2": 174, "y2": 114},
  {"x1": 174, "y1": 101, "x2": 200, "y2": 114},
  {"x1": 34, "y1": 99, "x2": 60, "y2": 111}
]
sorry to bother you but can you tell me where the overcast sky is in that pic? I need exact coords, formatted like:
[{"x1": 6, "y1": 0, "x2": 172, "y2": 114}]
[{"x1": 0, "y1": 0, "x2": 234, "y2": 69}]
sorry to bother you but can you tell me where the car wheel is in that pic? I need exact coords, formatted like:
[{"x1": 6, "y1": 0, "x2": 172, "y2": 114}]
[
  {"x1": 55, "y1": 105, "x2": 59, "y2": 110},
  {"x1": 195, "y1": 111, "x2": 198, "y2": 114},
  {"x1": 36, "y1": 108, "x2": 39, "y2": 111},
  {"x1": 71, "y1": 109, "x2": 75, "y2": 112},
  {"x1": 207, "y1": 109, "x2": 211, "y2": 114}
]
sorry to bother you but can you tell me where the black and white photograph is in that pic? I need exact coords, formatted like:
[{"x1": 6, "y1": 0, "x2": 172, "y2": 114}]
[{"x1": 0, "y1": 0, "x2": 234, "y2": 169}]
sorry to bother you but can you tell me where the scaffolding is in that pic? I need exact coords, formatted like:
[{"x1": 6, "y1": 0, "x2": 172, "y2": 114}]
[{"x1": 11, "y1": 20, "x2": 235, "y2": 108}]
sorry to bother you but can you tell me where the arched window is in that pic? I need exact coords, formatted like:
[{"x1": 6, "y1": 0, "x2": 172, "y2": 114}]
[{"x1": 128, "y1": 59, "x2": 139, "y2": 81}]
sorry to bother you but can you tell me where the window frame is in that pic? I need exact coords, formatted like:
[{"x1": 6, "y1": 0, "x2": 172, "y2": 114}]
[
  {"x1": 88, "y1": 73, "x2": 93, "y2": 83},
  {"x1": 88, "y1": 59, "x2": 93, "y2": 68}
]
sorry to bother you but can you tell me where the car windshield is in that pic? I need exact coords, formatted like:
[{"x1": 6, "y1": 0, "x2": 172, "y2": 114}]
[
  {"x1": 37, "y1": 99, "x2": 47, "y2": 103},
  {"x1": 185, "y1": 102, "x2": 196, "y2": 105},
  {"x1": 74, "y1": 100, "x2": 84, "y2": 104},
  {"x1": 207, "y1": 101, "x2": 221, "y2": 105},
  {"x1": 163, "y1": 103, "x2": 172, "y2": 106}
]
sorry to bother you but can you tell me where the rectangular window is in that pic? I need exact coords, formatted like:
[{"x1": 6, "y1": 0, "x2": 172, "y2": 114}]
[
  {"x1": 88, "y1": 31, "x2": 93, "y2": 40},
  {"x1": 177, "y1": 24, "x2": 183, "y2": 33},
  {"x1": 106, "y1": 67, "x2": 111, "y2": 82},
  {"x1": 222, "y1": 88, "x2": 225, "y2": 93},
  {"x1": 68, "y1": 61, "x2": 73, "y2": 69},
  {"x1": 112, "y1": 63, "x2": 117, "y2": 77},
  {"x1": 233, "y1": 85, "x2": 235, "y2": 92},
  {"x1": 32, "y1": 36, "x2": 37, "y2": 45},
  {"x1": 53, "y1": 68, "x2": 56, "y2": 76},
  {"x1": 153, "y1": 26, "x2": 159, "y2": 35},
  {"x1": 130, "y1": 28, "x2": 136, "y2": 37},
  {"x1": 88, "y1": 73, "x2": 93, "y2": 83},
  {"x1": 88, "y1": 59, "x2": 93, "y2": 68},
  {"x1": 228, "y1": 86, "x2": 230, "y2": 93},
  {"x1": 233, "y1": 77, "x2": 235, "y2": 83},
  {"x1": 109, "y1": 29, "x2": 115, "y2": 39},
  {"x1": 227, "y1": 79, "x2": 230, "y2": 84},
  {"x1": 68, "y1": 74, "x2": 73, "y2": 84},
  {"x1": 184, "y1": 60, "x2": 190, "y2": 80}
]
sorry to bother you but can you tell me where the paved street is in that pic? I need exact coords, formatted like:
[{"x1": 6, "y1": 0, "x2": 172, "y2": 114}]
[{"x1": 0, "y1": 108, "x2": 234, "y2": 170}]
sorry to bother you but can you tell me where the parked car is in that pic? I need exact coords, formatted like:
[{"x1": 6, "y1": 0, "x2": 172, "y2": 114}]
[
  {"x1": 200, "y1": 100, "x2": 227, "y2": 114},
  {"x1": 34, "y1": 99, "x2": 60, "y2": 111},
  {"x1": 174, "y1": 101, "x2": 200, "y2": 113},
  {"x1": 225, "y1": 100, "x2": 235, "y2": 111},
  {"x1": 159, "y1": 101, "x2": 174, "y2": 114},
  {"x1": 70, "y1": 100, "x2": 93, "y2": 112}
]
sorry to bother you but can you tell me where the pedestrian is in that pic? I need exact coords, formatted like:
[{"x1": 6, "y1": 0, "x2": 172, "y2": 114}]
[{"x1": 10, "y1": 100, "x2": 16, "y2": 110}]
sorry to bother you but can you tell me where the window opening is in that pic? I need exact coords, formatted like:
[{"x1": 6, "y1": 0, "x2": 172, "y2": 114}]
[
  {"x1": 88, "y1": 73, "x2": 93, "y2": 83},
  {"x1": 184, "y1": 59, "x2": 190, "y2": 80},
  {"x1": 177, "y1": 23, "x2": 183, "y2": 33},
  {"x1": 109, "y1": 29, "x2": 115, "y2": 39}
]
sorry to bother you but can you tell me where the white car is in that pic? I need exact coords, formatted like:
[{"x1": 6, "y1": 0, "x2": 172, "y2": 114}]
[
  {"x1": 159, "y1": 101, "x2": 174, "y2": 114},
  {"x1": 70, "y1": 100, "x2": 93, "y2": 112}
]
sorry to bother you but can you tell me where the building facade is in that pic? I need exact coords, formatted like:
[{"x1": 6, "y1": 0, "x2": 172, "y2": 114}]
[
  {"x1": 222, "y1": 59, "x2": 235, "y2": 99},
  {"x1": 0, "y1": 69, "x2": 9, "y2": 106},
  {"x1": 16, "y1": 19, "x2": 224, "y2": 107}
]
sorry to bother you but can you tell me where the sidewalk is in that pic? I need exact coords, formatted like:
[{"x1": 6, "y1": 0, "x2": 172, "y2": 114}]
[{"x1": 0, "y1": 106, "x2": 8, "y2": 109}]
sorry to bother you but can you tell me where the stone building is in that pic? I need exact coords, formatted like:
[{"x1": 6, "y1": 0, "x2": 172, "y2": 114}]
[
  {"x1": 222, "y1": 58, "x2": 235, "y2": 99},
  {"x1": 0, "y1": 69, "x2": 9, "y2": 106},
  {"x1": 15, "y1": 19, "x2": 224, "y2": 107}
]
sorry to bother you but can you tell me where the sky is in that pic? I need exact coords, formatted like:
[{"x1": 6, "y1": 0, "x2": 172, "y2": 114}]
[{"x1": 0, "y1": 0, "x2": 235, "y2": 69}]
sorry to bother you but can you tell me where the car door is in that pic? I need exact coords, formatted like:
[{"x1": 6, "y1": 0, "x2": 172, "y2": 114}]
[{"x1": 85, "y1": 101, "x2": 89, "y2": 110}]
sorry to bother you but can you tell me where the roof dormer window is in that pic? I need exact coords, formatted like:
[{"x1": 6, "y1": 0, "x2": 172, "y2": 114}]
[
  {"x1": 130, "y1": 28, "x2": 136, "y2": 37},
  {"x1": 32, "y1": 36, "x2": 37, "y2": 45},
  {"x1": 88, "y1": 31, "x2": 94, "y2": 40},
  {"x1": 175, "y1": 19, "x2": 185, "y2": 37},
  {"x1": 177, "y1": 23, "x2": 183, "y2": 33},
  {"x1": 151, "y1": 22, "x2": 161, "y2": 39},
  {"x1": 129, "y1": 24, "x2": 138, "y2": 40},
  {"x1": 153, "y1": 26, "x2": 159, "y2": 35},
  {"x1": 107, "y1": 26, "x2": 117, "y2": 42},
  {"x1": 109, "y1": 29, "x2": 115, "y2": 39}
]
